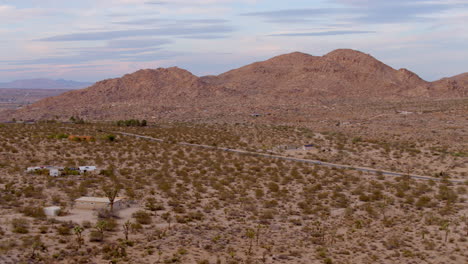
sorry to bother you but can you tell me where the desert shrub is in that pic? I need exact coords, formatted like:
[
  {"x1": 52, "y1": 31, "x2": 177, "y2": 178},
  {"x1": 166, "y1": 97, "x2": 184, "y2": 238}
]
[
  {"x1": 22, "y1": 185, "x2": 44, "y2": 198},
  {"x1": 11, "y1": 218, "x2": 29, "y2": 234},
  {"x1": 54, "y1": 133, "x2": 69, "y2": 139},
  {"x1": 100, "y1": 169, "x2": 114, "y2": 177},
  {"x1": 97, "y1": 209, "x2": 117, "y2": 219},
  {"x1": 69, "y1": 116, "x2": 85, "y2": 124},
  {"x1": 62, "y1": 168, "x2": 80, "y2": 175},
  {"x1": 298, "y1": 201, "x2": 313, "y2": 215},
  {"x1": 89, "y1": 230, "x2": 103, "y2": 242},
  {"x1": 51, "y1": 195, "x2": 62, "y2": 205},
  {"x1": 132, "y1": 210, "x2": 152, "y2": 225},
  {"x1": 456, "y1": 186, "x2": 466, "y2": 194},
  {"x1": 105, "y1": 134, "x2": 116, "y2": 142},
  {"x1": 437, "y1": 185, "x2": 458, "y2": 203},
  {"x1": 359, "y1": 194, "x2": 370, "y2": 202},
  {"x1": 39, "y1": 226, "x2": 48, "y2": 234},
  {"x1": 264, "y1": 199, "x2": 278, "y2": 208},
  {"x1": 56, "y1": 223, "x2": 72, "y2": 236},
  {"x1": 173, "y1": 205, "x2": 186, "y2": 214},
  {"x1": 259, "y1": 209, "x2": 275, "y2": 220},
  {"x1": 416, "y1": 196, "x2": 432, "y2": 208},
  {"x1": 332, "y1": 192, "x2": 349, "y2": 208},
  {"x1": 109, "y1": 219, "x2": 120, "y2": 231},
  {"x1": 102, "y1": 242, "x2": 127, "y2": 259},
  {"x1": 317, "y1": 191, "x2": 329, "y2": 199},
  {"x1": 0, "y1": 239, "x2": 16, "y2": 251},
  {"x1": 145, "y1": 197, "x2": 165, "y2": 211},
  {"x1": 82, "y1": 221, "x2": 92, "y2": 228},
  {"x1": 383, "y1": 235, "x2": 404, "y2": 250},
  {"x1": 255, "y1": 189, "x2": 264, "y2": 198},
  {"x1": 176, "y1": 211, "x2": 204, "y2": 223},
  {"x1": 158, "y1": 180, "x2": 172, "y2": 193},
  {"x1": 20, "y1": 206, "x2": 46, "y2": 219},
  {"x1": 267, "y1": 182, "x2": 280, "y2": 193}
]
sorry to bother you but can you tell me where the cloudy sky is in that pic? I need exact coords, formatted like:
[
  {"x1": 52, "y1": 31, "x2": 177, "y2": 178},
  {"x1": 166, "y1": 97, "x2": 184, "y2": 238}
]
[{"x1": 1, "y1": 0, "x2": 467, "y2": 82}]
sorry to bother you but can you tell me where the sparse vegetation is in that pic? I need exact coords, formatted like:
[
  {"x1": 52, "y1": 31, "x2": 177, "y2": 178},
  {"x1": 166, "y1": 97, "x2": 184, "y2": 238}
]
[{"x1": 0, "y1": 122, "x2": 466, "y2": 263}]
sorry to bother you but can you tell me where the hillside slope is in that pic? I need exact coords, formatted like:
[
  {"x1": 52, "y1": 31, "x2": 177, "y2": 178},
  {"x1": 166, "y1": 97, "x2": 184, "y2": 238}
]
[
  {"x1": 206, "y1": 49, "x2": 430, "y2": 100},
  {"x1": 3, "y1": 49, "x2": 467, "y2": 121}
]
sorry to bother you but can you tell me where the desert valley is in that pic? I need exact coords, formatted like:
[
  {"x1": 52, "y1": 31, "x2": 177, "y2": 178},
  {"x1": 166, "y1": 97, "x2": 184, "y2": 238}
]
[{"x1": 0, "y1": 49, "x2": 466, "y2": 264}]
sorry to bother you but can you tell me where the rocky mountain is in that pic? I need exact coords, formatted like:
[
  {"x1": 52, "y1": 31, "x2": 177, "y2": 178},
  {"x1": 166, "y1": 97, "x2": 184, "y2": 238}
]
[
  {"x1": 2, "y1": 68, "x2": 233, "y2": 121},
  {"x1": 205, "y1": 50, "x2": 432, "y2": 101},
  {"x1": 3, "y1": 49, "x2": 467, "y2": 121},
  {"x1": 0, "y1": 78, "x2": 92, "y2": 90},
  {"x1": 431, "y1": 73, "x2": 468, "y2": 97}
]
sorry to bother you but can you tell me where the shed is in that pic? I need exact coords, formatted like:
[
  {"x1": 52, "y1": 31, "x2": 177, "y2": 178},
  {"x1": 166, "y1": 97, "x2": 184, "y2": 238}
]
[
  {"x1": 44, "y1": 206, "x2": 61, "y2": 216},
  {"x1": 79, "y1": 166, "x2": 97, "y2": 173},
  {"x1": 49, "y1": 168, "x2": 61, "y2": 177},
  {"x1": 27, "y1": 166, "x2": 41, "y2": 172},
  {"x1": 74, "y1": 197, "x2": 127, "y2": 211}
]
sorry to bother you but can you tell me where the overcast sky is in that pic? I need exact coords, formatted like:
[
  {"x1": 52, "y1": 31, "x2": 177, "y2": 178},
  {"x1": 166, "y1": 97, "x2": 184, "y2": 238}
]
[{"x1": 1, "y1": 0, "x2": 467, "y2": 82}]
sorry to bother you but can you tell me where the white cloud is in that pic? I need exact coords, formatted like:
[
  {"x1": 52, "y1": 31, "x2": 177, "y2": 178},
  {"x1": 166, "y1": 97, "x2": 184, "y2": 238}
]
[
  {"x1": 0, "y1": 0, "x2": 466, "y2": 82},
  {"x1": 0, "y1": 5, "x2": 57, "y2": 23}
]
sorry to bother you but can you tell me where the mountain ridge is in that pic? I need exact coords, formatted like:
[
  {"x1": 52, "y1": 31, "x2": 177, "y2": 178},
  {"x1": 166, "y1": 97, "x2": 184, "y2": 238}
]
[{"x1": 2, "y1": 49, "x2": 467, "y2": 121}]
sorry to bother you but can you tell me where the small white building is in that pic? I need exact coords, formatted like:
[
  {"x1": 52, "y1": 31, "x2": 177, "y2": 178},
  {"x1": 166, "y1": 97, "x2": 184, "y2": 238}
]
[
  {"x1": 27, "y1": 165, "x2": 96, "y2": 177},
  {"x1": 27, "y1": 166, "x2": 63, "y2": 177},
  {"x1": 79, "y1": 166, "x2": 97, "y2": 173},
  {"x1": 49, "y1": 168, "x2": 61, "y2": 177},
  {"x1": 27, "y1": 166, "x2": 42, "y2": 172},
  {"x1": 44, "y1": 206, "x2": 61, "y2": 216}
]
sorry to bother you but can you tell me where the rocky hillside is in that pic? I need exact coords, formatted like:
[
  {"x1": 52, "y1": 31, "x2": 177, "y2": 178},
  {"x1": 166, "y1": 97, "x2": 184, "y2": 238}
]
[
  {"x1": 431, "y1": 73, "x2": 468, "y2": 97},
  {"x1": 3, "y1": 49, "x2": 467, "y2": 121},
  {"x1": 3, "y1": 67, "x2": 232, "y2": 120},
  {"x1": 205, "y1": 49, "x2": 433, "y2": 101}
]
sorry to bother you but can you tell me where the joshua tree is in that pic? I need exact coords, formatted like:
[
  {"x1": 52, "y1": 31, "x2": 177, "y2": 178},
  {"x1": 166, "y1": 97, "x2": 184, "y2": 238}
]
[
  {"x1": 25, "y1": 236, "x2": 47, "y2": 260},
  {"x1": 442, "y1": 222, "x2": 450, "y2": 243},
  {"x1": 421, "y1": 228, "x2": 429, "y2": 239},
  {"x1": 464, "y1": 215, "x2": 468, "y2": 236},
  {"x1": 73, "y1": 225, "x2": 84, "y2": 248},
  {"x1": 102, "y1": 181, "x2": 121, "y2": 213},
  {"x1": 123, "y1": 220, "x2": 131, "y2": 240},
  {"x1": 156, "y1": 250, "x2": 163, "y2": 263},
  {"x1": 162, "y1": 212, "x2": 172, "y2": 230},
  {"x1": 95, "y1": 220, "x2": 108, "y2": 241},
  {"x1": 261, "y1": 245, "x2": 272, "y2": 263},
  {"x1": 255, "y1": 224, "x2": 264, "y2": 246},
  {"x1": 245, "y1": 228, "x2": 256, "y2": 255}
]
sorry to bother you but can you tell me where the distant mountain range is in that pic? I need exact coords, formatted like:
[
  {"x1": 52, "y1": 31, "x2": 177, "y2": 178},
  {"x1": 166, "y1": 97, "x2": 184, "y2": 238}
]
[
  {"x1": 0, "y1": 78, "x2": 93, "y2": 89},
  {"x1": 2, "y1": 49, "x2": 467, "y2": 121}
]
